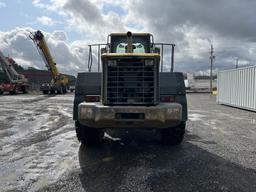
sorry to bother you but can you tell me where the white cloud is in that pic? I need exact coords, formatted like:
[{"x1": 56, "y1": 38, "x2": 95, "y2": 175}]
[
  {"x1": 2, "y1": 0, "x2": 256, "y2": 76},
  {"x1": 0, "y1": 27, "x2": 91, "y2": 75},
  {"x1": 36, "y1": 16, "x2": 56, "y2": 26},
  {"x1": 52, "y1": 31, "x2": 67, "y2": 41},
  {"x1": 0, "y1": 1, "x2": 6, "y2": 8},
  {"x1": 32, "y1": 0, "x2": 129, "y2": 42},
  {"x1": 32, "y1": 0, "x2": 49, "y2": 9}
]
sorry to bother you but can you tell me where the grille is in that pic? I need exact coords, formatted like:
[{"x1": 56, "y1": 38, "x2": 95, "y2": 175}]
[{"x1": 104, "y1": 58, "x2": 157, "y2": 105}]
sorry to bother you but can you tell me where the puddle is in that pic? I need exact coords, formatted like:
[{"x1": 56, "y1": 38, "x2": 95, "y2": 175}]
[{"x1": 188, "y1": 113, "x2": 206, "y2": 121}]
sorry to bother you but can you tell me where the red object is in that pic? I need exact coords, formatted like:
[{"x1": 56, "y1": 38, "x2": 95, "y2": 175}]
[
  {"x1": 0, "y1": 83, "x2": 29, "y2": 94},
  {"x1": 160, "y1": 95, "x2": 176, "y2": 103},
  {"x1": 85, "y1": 95, "x2": 100, "y2": 102}
]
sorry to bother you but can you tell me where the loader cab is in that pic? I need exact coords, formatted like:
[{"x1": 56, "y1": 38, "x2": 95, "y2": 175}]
[{"x1": 107, "y1": 33, "x2": 154, "y2": 53}]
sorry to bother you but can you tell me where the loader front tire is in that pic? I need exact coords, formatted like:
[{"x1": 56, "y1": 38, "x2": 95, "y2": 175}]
[
  {"x1": 75, "y1": 121, "x2": 103, "y2": 146},
  {"x1": 161, "y1": 122, "x2": 186, "y2": 145}
]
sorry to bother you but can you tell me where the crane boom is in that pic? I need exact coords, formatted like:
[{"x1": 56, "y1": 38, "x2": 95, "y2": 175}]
[
  {"x1": 0, "y1": 50, "x2": 27, "y2": 83},
  {"x1": 29, "y1": 30, "x2": 69, "y2": 94},
  {"x1": 0, "y1": 51, "x2": 29, "y2": 95},
  {"x1": 30, "y1": 30, "x2": 60, "y2": 81}
]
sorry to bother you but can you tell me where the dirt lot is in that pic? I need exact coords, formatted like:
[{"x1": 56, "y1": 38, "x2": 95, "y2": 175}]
[{"x1": 0, "y1": 94, "x2": 256, "y2": 192}]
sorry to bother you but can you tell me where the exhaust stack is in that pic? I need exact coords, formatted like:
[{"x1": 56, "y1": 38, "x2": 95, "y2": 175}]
[{"x1": 127, "y1": 31, "x2": 133, "y2": 53}]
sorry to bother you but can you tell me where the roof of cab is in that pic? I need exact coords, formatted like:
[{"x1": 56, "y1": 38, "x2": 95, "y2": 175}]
[
  {"x1": 101, "y1": 53, "x2": 160, "y2": 57},
  {"x1": 109, "y1": 33, "x2": 152, "y2": 36}
]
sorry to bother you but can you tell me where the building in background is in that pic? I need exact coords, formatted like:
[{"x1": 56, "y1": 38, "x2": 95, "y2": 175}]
[
  {"x1": 0, "y1": 58, "x2": 76, "y2": 91},
  {"x1": 184, "y1": 73, "x2": 217, "y2": 92},
  {"x1": 18, "y1": 68, "x2": 76, "y2": 90}
]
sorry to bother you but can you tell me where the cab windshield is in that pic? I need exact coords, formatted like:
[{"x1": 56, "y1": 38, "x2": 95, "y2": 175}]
[
  {"x1": 116, "y1": 43, "x2": 146, "y2": 53},
  {"x1": 110, "y1": 35, "x2": 150, "y2": 53}
]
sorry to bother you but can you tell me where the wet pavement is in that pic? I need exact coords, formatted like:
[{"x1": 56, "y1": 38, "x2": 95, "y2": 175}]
[{"x1": 0, "y1": 94, "x2": 256, "y2": 192}]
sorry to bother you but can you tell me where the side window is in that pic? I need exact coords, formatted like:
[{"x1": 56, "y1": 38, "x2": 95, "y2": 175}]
[
  {"x1": 116, "y1": 43, "x2": 127, "y2": 53},
  {"x1": 133, "y1": 43, "x2": 145, "y2": 53}
]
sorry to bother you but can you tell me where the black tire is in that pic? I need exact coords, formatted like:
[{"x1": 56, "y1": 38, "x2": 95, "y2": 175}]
[
  {"x1": 21, "y1": 86, "x2": 28, "y2": 94},
  {"x1": 161, "y1": 122, "x2": 186, "y2": 145},
  {"x1": 42, "y1": 90, "x2": 48, "y2": 94},
  {"x1": 75, "y1": 121, "x2": 103, "y2": 146},
  {"x1": 22, "y1": 90, "x2": 28, "y2": 94},
  {"x1": 57, "y1": 87, "x2": 63, "y2": 94},
  {"x1": 10, "y1": 90, "x2": 16, "y2": 95},
  {"x1": 50, "y1": 90, "x2": 55, "y2": 94},
  {"x1": 62, "y1": 86, "x2": 67, "y2": 94},
  {"x1": 62, "y1": 87, "x2": 67, "y2": 94}
]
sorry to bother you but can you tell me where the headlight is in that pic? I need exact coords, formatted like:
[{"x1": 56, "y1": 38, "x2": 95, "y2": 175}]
[
  {"x1": 107, "y1": 60, "x2": 117, "y2": 67},
  {"x1": 167, "y1": 108, "x2": 180, "y2": 114},
  {"x1": 80, "y1": 107, "x2": 94, "y2": 119},
  {"x1": 145, "y1": 59, "x2": 154, "y2": 66}
]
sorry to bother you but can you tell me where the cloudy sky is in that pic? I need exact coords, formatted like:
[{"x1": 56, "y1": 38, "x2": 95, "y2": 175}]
[{"x1": 0, "y1": 0, "x2": 256, "y2": 75}]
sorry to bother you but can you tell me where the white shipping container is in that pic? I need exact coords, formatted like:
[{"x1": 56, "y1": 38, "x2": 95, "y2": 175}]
[{"x1": 217, "y1": 66, "x2": 256, "y2": 112}]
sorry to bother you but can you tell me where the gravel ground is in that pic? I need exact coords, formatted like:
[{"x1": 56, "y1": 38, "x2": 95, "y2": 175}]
[{"x1": 0, "y1": 93, "x2": 255, "y2": 192}]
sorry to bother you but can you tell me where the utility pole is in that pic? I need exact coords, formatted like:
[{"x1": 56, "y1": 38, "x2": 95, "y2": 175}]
[
  {"x1": 209, "y1": 44, "x2": 215, "y2": 93},
  {"x1": 236, "y1": 58, "x2": 238, "y2": 69},
  {"x1": 171, "y1": 44, "x2": 175, "y2": 72},
  {"x1": 161, "y1": 44, "x2": 163, "y2": 72}
]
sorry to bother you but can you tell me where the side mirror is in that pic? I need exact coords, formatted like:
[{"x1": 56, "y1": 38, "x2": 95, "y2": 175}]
[
  {"x1": 101, "y1": 48, "x2": 107, "y2": 54},
  {"x1": 154, "y1": 47, "x2": 160, "y2": 54}
]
